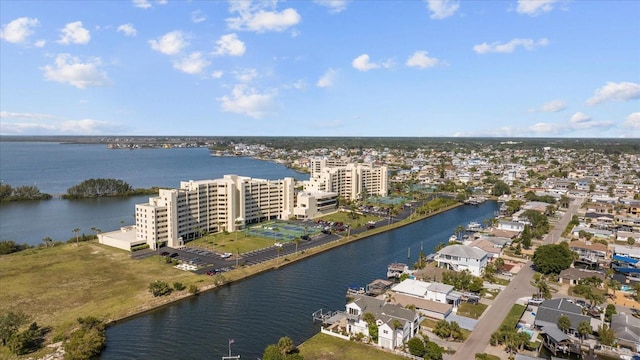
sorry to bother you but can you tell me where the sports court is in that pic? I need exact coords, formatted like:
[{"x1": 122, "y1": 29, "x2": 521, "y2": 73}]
[{"x1": 246, "y1": 221, "x2": 320, "y2": 241}]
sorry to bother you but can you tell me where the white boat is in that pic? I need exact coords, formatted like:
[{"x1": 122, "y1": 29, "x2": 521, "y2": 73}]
[
  {"x1": 449, "y1": 235, "x2": 458, "y2": 242},
  {"x1": 466, "y1": 221, "x2": 482, "y2": 231}
]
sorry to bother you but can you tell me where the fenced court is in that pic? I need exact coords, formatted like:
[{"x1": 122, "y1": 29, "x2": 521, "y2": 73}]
[
  {"x1": 368, "y1": 196, "x2": 407, "y2": 205},
  {"x1": 246, "y1": 221, "x2": 320, "y2": 241}
]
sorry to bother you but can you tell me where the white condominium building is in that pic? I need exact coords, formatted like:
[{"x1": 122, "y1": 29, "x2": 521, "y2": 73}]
[
  {"x1": 135, "y1": 175, "x2": 295, "y2": 249},
  {"x1": 306, "y1": 160, "x2": 388, "y2": 202}
]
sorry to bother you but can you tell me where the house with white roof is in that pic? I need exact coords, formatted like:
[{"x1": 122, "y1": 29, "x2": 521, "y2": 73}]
[
  {"x1": 345, "y1": 295, "x2": 420, "y2": 350},
  {"x1": 497, "y1": 220, "x2": 525, "y2": 233},
  {"x1": 435, "y1": 244, "x2": 488, "y2": 277},
  {"x1": 613, "y1": 245, "x2": 640, "y2": 261}
]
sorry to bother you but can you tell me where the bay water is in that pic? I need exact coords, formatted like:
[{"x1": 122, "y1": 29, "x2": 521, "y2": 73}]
[{"x1": 0, "y1": 142, "x2": 305, "y2": 245}]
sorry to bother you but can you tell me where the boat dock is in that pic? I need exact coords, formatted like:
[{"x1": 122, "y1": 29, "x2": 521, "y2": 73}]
[{"x1": 312, "y1": 309, "x2": 346, "y2": 325}]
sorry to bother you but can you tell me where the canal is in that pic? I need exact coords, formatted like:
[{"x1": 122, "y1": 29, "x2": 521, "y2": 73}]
[{"x1": 100, "y1": 201, "x2": 500, "y2": 359}]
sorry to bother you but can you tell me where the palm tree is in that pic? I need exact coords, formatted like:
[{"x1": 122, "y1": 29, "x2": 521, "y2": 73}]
[
  {"x1": 454, "y1": 225, "x2": 465, "y2": 241},
  {"x1": 557, "y1": 315, "x2": 571, "y2": 334},
  {"x1": 42, "y1": 236, "x2": 53, "y2": 248},
  {"x1": 72, "y1": 228, "x2": 81, "y2": 245},
  {"x1": 294, "y1": 237, "x2": 301, "y2": 257},
  {"x1": 577, "y1": 320, "x2": 592, "y2": 346},
  {"x1": 609, "y1": 279, "x2": 621, "y2": 296}
]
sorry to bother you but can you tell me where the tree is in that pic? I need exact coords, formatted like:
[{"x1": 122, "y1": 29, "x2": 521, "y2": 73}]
[
  {"x1": 557, "y1": 315, "x2": 571, "y2": 333},
  {"x1": 42, "y1": 237, "x2": 53, "y2": 248},
  {"x1": 609, "y1": 279, "x2": 621, "y2": 296},
  {"x1": 262, "y1": 344, "x2": 282, "y2": 360},
  {"x1": 7, "y1": 321, "x2": 45, "y2": 355},
  {"x1": 0, "y1": 311, "x2": 29, "y2": 346},
  {"x1": 64, "y1": 317, "x2": 106, "y2": 360},
  {"x1": 532, "y1": 243, "x2": 575, "y2": 275},
  {"x1": 628, "y1": 237, "x2": 636, "y2": 246},
  {"x1": 533, "y1": 273, "x2": 550, "y2": 299},
  {"x1": 605, "y1": 304, "x2": 617, "y2": 323},
  {"x1": 407, "y1": 337, "x2": 426, "y2": 357},
  {"x1": 277, "y1": 336, "x2": 294, "y2": 356},
  {"x1": 433, "y1": 320, "x2": 451, "y2": 339},
  {"x1": 597, "y1": 323, "x2": 616, "y2": 346},
  {"x1": 491, "y1": 180, "x2": 511, "y2": 196},
  {"x1": 520, "y1": 225, "x2": 532, "y2": 249},
  {"x1": 72, "y1": 227, "x2": 81, "y2": 245},
  {"x1": 424, "y1": 341, "x2": 444, "y2": 360},
  {"x1": 577, "y1": 320, "x2": 592, "y2": 345}
]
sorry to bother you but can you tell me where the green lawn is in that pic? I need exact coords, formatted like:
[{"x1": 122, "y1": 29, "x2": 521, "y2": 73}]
[
  {"x1": 457, "y1": 302, "x2": 488, "y2": 319},
  {"x1": 298, "y1": 333, "x2": 407, "y2": 360},
  {"x1": 189, "y1": 232, "x2": 278, "y2": 254},
  {"x1": 319, "y1": 212, "x2": 383, "y2": 229},
  {"x1": 500, "y1": 304, "x2": 526, "y2": 329}
]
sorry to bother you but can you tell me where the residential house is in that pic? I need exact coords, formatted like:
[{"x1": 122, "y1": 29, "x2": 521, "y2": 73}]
[
  {"x1": 388, "y1": 279, "x2": 456, "y2": 320},
  {"x1": 568, "y1": 240, "x2": 609, "y2": 263},
  {"x1": 468, "y1": 238, "x2": 504, "y2": 260},
  {"x1": 613, "y1": 245, "x2": 640, "y2": 261},
  {"x1": 345, "y1": 295, "x2": 420, "y2": 349},
  {"x1": 558, "y1": 268, "x2": 605, "y2": 287},
  {"x1": 435, "y1": 244, "x2": 488, "y2": 277},
  {"x1": 497, "y1": 220, "x2": 525, "y2": 233},
  {"x1": 611, "y1": 313, "x2": 640, "y2": 353},
  {"x1": 571, "y1": 226, "x2": 613, "y2": 240},
  {"x1": 534, "y1": 298, "x2": 592, "y2": 356}
]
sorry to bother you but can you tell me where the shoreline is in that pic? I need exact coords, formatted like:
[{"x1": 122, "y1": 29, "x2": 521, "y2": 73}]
[{"x1": 104, "y1": 202, "x2": 464, "y2": 328}]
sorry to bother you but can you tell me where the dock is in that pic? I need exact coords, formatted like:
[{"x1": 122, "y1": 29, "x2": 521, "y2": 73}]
[{"x1": 312, "y1": 309, "x2": 346, "y2": 325}]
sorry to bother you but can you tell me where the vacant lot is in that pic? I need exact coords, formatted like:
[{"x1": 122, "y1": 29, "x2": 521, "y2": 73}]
[
  {"x1": 298, "y1": 333, "x2": 406, "y2": 360},
  {"x1": 0, "y1": 241, "x2": 211, "y2": 338}
]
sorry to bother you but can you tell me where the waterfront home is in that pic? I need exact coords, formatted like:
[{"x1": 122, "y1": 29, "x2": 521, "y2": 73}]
[
  {"x1": 571, "y1": 226, "x2": 613, "y2": 240},
  {"x1": 611, "y1": 313, "x2": 640, "y2": 353},
  {"x1": 534, "y1": 298, "x2": 591, "y2": 356},
  {"x1": 435, "y1": 244, "x2": 488, "y2": 277},
  {"x1": 468, "y1": 238, "x2": 503, "y2": 260},
  {"x1": 345, "y1": 295, "x2": 420, "y2": 349},
  {"x1": 497, "y1": 220, "x2": 525, "y2": 233},
  {"x1": 390, "y1": 278, "x2": 461, "y2": 307}
]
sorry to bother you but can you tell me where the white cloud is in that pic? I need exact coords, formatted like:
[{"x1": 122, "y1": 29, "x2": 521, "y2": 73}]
[
  {"x1": 214, "y1": 33, "x2": 246, "y2": 56},
  {"x1": 425, "y1": 0, "x2": 460, "y2": 19},
  {"x1": 217, "y1": 84, "x2": 275, "y2": 119},
  {"x1": 117, "y1": 23, "x2": 137, "y2": 37},
  {"x1": 0, "y1": 116, "x2": 121, "y2": 135},
  {"x1": 570, "y1": 112, "x2": 591, "y2": 124},
  {"x1": 0, "y1": 111, "x2": 53, "y2": 119},
  {"x1": 473, "y1": 38, "x2": 548, "y2": 54},
  {"x1": 226, "y1": 1, "x2": 301, "y2": 32},
  {"x1": 57, "y1": 21, "x2": 91, "y2": 45},
  {"x1": 132, "y1": 0, "x2": 152, "y2": 9},
  {"x1": 0, "y1": 17, "x2": 39, "y2": 44},
  {"x1": 317, "y1": 68, "x2": 337, "y2": 88},
  {"x1": 41, "y1": 54, "x2": 112, "y2": 88},
  {"x1": 517, "y1": 0, "x2": 558, "y2": 16},
  {"x1": 211, "y1": 70, "x2": 224, "y2": 79},
  {"x1": 623, "y1": 112, "x2": 640, "y2": 129},
  {"x1": 586, "y1": 81, "x2": 640, "y2": 105},
  {"x1": 34, "y1": 39, "x2": 46, "y2": 47},
  {"x1": 406, "y1": 51, "x2": 440, "y2": 68},
  {"x1": 352, "y1": 54, "x2": 380, "y2": 72},
  {"x1": 234, "y1": 68, "x2": 258, "y2": 82},
  {"x1": 192, "y1": 10, "x2": 207, "y2": 23},
  {"x1": 314, "y1": 0, "x2": 349, "y2": 13},
  {"x1": 531, "y1": 99, "x2": 567, "y2": 112},
  {"x1": 173, "y1": 52, "x2": 209, "y2": 74},
  {"x1": 149, "y1": 31, "x2": 188, "y2": 55}
]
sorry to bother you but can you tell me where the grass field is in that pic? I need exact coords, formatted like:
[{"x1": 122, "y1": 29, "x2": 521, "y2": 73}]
[
  {"x1": 298, "y1": 333, "x2": 407, "y2": 360},
  {"x1": 456, "y1": 302, "x2": 489, "y2": 320},
  {"x1": 501, "y1": 304, "x2": 526, "y2": 329},
  {"x1": 189, "y1": 231, "x2": 276, "y2": 254},
  {"x1": 0, "y1": 241, "x2": 212, "y2": 340}
]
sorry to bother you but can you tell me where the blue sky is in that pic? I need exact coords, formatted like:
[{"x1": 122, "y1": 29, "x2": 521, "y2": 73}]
[{"x1": 1, "y1": 0, "x2": 638, "y2": 138}]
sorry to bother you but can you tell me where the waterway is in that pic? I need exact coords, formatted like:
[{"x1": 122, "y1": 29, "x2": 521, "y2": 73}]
[
  {"x1": 100, "y1": 201, "x2": 500, "y2": 359},
  {"x1": 0, "y1": 142, "x2": 306, "y2": 245}
]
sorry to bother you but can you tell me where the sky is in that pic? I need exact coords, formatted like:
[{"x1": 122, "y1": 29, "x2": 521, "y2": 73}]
[{"x1": 0, "y1": 0, "x2": 639, "y2": 138}]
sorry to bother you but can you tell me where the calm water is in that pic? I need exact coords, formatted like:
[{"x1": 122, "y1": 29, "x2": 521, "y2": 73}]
[
  {"x1": 101, "y1": 202, "x2": 500, "y2": 360},
  {"x1": 0, "y1": 142, "x2": 306, "y2": 245}
]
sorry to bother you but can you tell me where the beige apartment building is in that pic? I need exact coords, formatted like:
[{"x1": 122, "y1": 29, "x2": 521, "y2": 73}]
[
  {"x1": 135, "y1": 175, "x2": 295, "y2": 249},
  {"x1": 306, "y1": 159, "x2": 388, "y2": 201}
]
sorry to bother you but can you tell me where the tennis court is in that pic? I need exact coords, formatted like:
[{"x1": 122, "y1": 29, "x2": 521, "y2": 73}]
[{"x1": 246, "y1": 221, "x2": 320, "y2": 241}]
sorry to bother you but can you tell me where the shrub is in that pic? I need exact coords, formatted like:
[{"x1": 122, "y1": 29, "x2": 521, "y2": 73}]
[
  {"x1": 148, "y1": 280, "x2": 172, "y2": 297},
  {"x1": 173, "y1": 282, "x2": 186, "y2": 291},
  {"x1": 188, "y1": 284, "x2": 200, "y2": 295}
]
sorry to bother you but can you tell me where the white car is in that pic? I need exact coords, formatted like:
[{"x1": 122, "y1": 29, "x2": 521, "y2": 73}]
[{"x1": 220, "y1": 252, "x2": 232, "y2": 259}]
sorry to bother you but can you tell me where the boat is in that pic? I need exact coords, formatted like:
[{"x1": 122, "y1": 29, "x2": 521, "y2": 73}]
[
  {"x1": 466, "y1": 221, "x2": 482, "y2": 231},
  {"x1": 449, "y1": 235, "x2": 458, "y2": 242},
  {"x1": 387, "y1": 263, "x2": 409, "y2": 279}
]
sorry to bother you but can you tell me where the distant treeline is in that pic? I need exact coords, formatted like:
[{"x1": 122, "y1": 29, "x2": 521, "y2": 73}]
[
  {"x1": 0, "y1": 184, "x2": 52, "y2": 203},
  {"x1": 62, "y1": 178, "x2": 158, "y2": 199}
]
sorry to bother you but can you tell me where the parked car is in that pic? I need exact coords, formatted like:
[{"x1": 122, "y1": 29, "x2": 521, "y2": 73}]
[
  {"x1": 160, "y1": 251, "x2": 170, "y2": 256},
  {"x1": 169, "y1": 252, "x2": 179, "y2": 258}
]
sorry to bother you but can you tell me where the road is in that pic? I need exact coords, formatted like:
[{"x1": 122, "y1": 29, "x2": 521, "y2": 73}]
[{"x1": 451, "y1": 197, "x2": 584, "y2": 359}]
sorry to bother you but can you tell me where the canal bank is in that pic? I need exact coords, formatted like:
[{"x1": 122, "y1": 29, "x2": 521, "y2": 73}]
[
  {"x1": 105, "y1": 201, "x2": 464, "y2": 327},
  {"x1": 100, "y1": 202, "x2": 499, "y2": 360}
]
